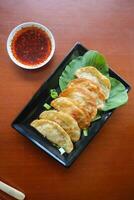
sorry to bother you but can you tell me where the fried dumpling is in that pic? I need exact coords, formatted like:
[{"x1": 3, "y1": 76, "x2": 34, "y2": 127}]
[
  {"x1": 68, "y1": 78, "x2": 105, "y2": 109},
  {"x1": 31, "y1": 119, "x2": 73, "y2": 153},
  {"x1": 75, "y1": 66, "x2": 111, "y2": 99},
  {"x1": 68, "y1": 78, "x2": 99, "y2": 92},
  {"x1": 39, "y1": 110, "x2": 80, "y2": 142},
  {"x1": 51, "y1": 97, "x2": 89, "y2": 129},
  {"x1": 59, "y1": 86, "x2": 97, "y2": 120}
]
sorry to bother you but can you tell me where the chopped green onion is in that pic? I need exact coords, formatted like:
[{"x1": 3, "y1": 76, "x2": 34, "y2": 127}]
[
  {"x1": 92, "y1": 115, "x2": 101, "y2": 122},
  {"x1": 50, "y1": 89, "x2": 58, "y2": 99},
  {"x1": 53, "y1": 143, "x2": 59, "y2": 148},
  {"x1": 43, "y1": 103, "x2": 51, "y2": 110},
  {"x1": 58, "y1": 147, "x2": 65, "y2": 155},
  {"x1": 83, "y1": 128, "x2": 88, "y2": 136},
  {"x1": 92, "y1": 111, "x2": 102, "y2": 122}
]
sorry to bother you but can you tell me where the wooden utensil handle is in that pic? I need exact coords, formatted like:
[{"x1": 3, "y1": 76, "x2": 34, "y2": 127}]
[{"x1": 0, "y1": 181, "x2": 25, "y2": 200}]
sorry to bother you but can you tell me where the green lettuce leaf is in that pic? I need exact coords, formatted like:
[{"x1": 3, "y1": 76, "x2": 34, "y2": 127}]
[
  {"x1": 59, "y1": 56, "x2": 84, "y2": 91},
  {"x1": 59, "y1": 50, "x2": 128, "y2": 112},
  {"x1": 103, "y1": 77, "x2": 128, "y2": 111},
  {"x1": 82, "y1": 50, "x2": 109, "y2": 75},
  {"x1": 59, "y1": 50, "x2": 109, "y2": 91}
]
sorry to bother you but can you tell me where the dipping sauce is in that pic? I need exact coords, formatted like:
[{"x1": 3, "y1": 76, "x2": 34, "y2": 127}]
[{"x1": 11, "y1": 26, "x2": 51, "y2": 66}]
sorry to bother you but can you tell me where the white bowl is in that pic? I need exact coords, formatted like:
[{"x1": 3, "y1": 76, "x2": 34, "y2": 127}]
[{"x1": 7, "y1": 22, "x2": 55, "y2": 69}]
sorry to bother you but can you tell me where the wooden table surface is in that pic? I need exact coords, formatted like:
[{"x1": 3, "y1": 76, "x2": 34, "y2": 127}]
[{"x1": 0, "y1": 0, "x2": 134, "y2": 199}]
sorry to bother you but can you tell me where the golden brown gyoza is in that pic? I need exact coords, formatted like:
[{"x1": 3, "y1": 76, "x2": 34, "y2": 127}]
[
  {"x1": 75, "y1": 66, "x2": 111, "y2": 99},
  {"x1": 39, "y1": 110, "x2": 81, "y2": 142},
  {"x1": 59, "y1": 86, "x2": 97, "y2": 120},
  {"x1": 51, "y1": 97, "x2": 90, "y2": 129},
  {"x1": 68, "y1": 78, "x2": 105, "y2": 109},
  {"x1": 31, "y1": 119, "x2": 73, "y2": 153}
]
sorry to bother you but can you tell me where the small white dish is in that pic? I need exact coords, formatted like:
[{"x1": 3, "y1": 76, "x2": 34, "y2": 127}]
[{"x1": 7, "y1": 22, "x2": 55, "y2": 70}]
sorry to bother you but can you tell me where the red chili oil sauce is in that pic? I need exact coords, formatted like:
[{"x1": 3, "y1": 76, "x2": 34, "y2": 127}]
[{"x1": 11, "y1": 26, "x2": 51, "y2": 66}]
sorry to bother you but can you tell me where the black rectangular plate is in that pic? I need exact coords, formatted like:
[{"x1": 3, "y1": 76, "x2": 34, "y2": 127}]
[{"x1": 12, "y1": 43, "x2": 131, "y2": 167}]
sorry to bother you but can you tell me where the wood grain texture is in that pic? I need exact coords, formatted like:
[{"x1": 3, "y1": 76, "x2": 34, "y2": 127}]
[{"x1": 0, "y1": 0, "x2": 134, "y2": 199}]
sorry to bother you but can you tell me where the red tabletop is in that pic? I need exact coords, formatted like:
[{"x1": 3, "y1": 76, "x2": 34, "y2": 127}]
[{"x1": 0, "y1": 0, "x2": 134, "y2": 199}]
